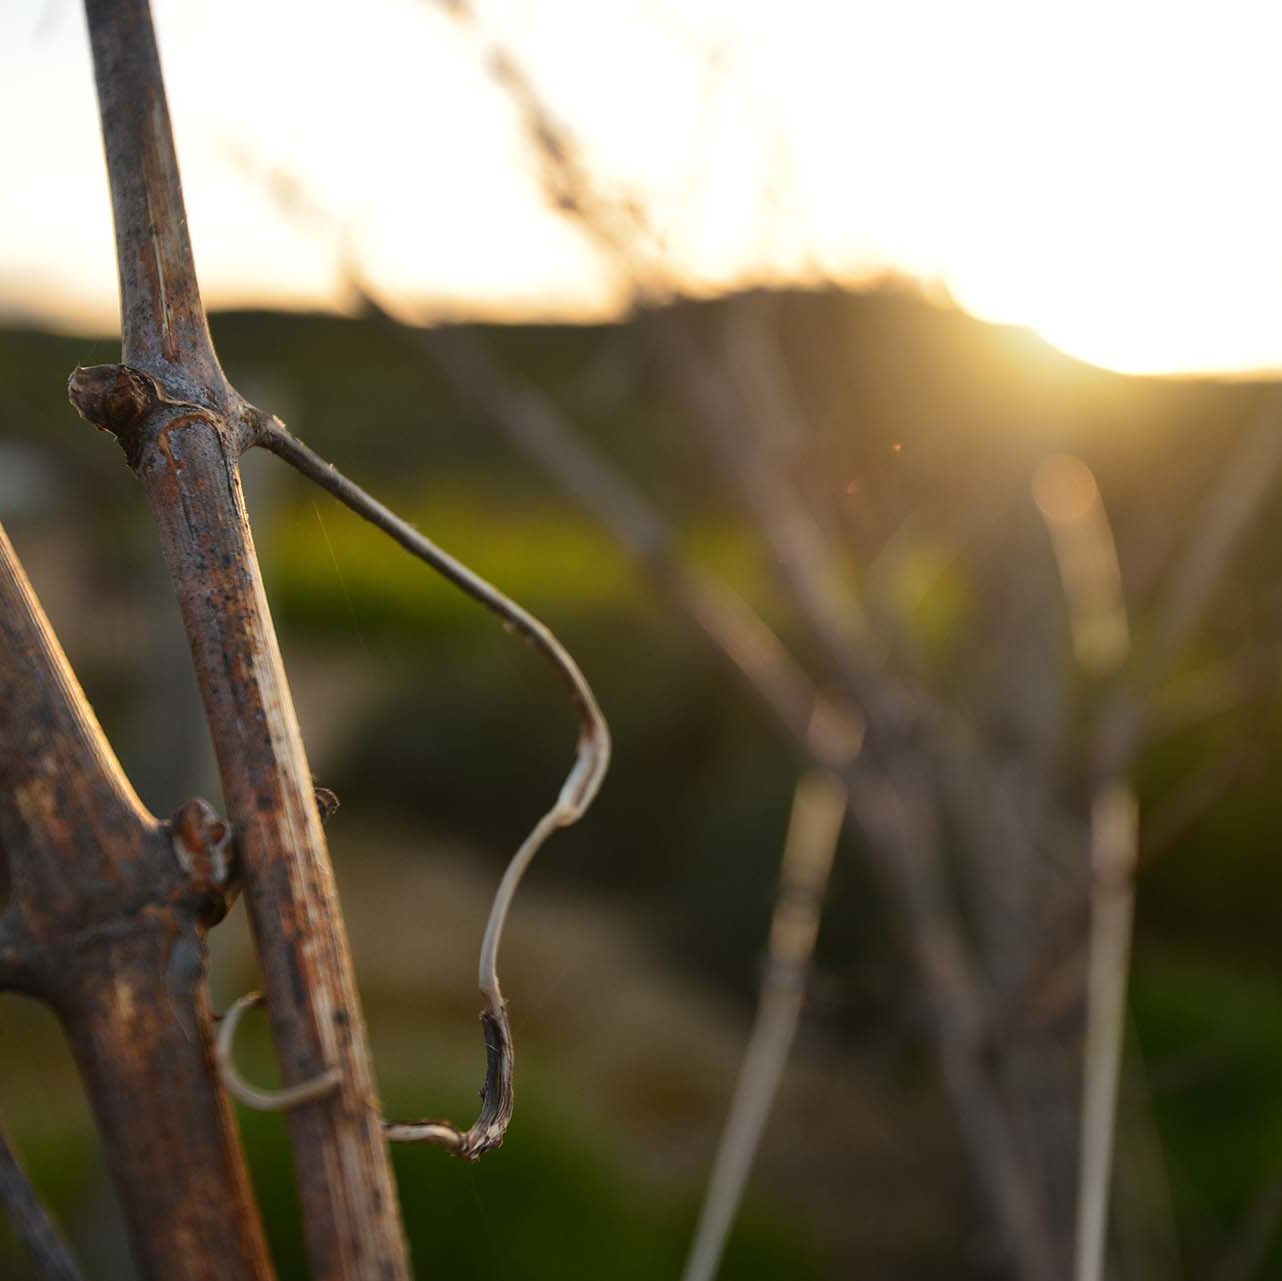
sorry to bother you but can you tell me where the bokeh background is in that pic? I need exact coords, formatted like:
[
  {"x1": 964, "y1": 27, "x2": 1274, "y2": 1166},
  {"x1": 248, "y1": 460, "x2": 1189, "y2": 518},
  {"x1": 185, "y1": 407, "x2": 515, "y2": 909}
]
[{"x1": 5, "y1": 3, "x2": 1282, "y2": 1279}]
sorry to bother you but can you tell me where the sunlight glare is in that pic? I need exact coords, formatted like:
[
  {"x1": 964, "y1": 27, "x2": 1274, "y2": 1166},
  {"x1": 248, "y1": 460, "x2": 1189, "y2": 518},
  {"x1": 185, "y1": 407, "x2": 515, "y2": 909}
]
[{"x1": 3, "y1": 0, "x2": 1282, "y2": 375}]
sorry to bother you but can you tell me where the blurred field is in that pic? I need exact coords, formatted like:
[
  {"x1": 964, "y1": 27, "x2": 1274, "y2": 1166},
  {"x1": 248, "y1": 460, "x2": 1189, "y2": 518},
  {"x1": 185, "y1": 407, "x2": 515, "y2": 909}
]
[{"x1": 3, "y1": 286, "x2": 1282, "y2": 1277}]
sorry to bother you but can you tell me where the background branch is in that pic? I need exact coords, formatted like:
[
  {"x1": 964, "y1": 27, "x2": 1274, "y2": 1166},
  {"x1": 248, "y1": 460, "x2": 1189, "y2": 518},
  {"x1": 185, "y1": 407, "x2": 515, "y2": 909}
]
[
  {"x1": 408, "y1": 300, "x2": 1058, "y2": 1280},
  {"x1": 386, "y1": 311, "x2": 834, "y2": 755},
  {"x1": 682, "y1": 765, "x2": 847, "y2": 1281},
  {"x1": 1143, "y1": 394, "x2": 1282, "y2": 688},
  {"x1": 0, "y1": 1119, "x2": 84, "y2": 1281}
]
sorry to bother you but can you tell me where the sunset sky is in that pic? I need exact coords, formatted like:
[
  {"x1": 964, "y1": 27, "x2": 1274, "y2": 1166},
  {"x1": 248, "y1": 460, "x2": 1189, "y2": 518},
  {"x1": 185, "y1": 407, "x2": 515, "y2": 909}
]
[{"x1": 3, "y1": 0, "x2": 1281, "y2": 376}]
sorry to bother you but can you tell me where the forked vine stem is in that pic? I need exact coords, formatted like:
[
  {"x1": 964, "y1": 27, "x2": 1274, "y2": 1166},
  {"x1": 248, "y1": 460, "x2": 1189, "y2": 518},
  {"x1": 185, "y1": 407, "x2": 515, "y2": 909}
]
[{"x1": 217, "y1": 413, "x2": 611, "y2": 1158}]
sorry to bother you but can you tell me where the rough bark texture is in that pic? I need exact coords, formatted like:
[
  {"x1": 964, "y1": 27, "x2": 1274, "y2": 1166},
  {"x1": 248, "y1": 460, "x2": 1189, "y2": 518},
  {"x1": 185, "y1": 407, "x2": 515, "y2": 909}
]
[
  {"x1": 0, "y1": 519, "x2": 273, "y2": 1281},
  {"x1": 74, "y1": 1, "x2": 412, "y2": 1276},
  {"x1": 95, "y1": 385, "x2": 410, "y2": 1281},
  {"x1": 84, "y1": 0, "x2": 222, "y2": 398}
]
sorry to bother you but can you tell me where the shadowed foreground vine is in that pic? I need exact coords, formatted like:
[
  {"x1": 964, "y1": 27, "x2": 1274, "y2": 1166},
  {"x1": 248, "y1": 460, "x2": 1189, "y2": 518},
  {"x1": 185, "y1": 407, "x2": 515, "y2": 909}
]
[{"x1": 0, "y1": 1, "x2": 609, "y2": 1278}]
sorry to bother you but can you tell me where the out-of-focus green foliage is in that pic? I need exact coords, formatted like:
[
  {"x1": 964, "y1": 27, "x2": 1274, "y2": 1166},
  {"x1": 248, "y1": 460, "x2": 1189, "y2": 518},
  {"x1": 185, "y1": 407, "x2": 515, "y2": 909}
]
[{"x1": 4, "y1": 289, "x2": 1282, "y2": 1277}]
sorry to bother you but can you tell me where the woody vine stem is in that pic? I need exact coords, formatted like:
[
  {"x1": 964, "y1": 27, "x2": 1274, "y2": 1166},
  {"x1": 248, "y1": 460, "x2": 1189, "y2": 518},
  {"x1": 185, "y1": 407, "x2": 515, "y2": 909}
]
[{"x1": 56, "y1": 0, "x2": 612, "y2": 1276}]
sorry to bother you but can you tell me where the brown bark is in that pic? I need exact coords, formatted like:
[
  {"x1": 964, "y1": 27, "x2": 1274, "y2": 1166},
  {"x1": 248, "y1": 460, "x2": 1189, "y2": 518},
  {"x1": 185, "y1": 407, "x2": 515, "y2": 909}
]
[
  {"x1": 0, "y1": 520, "x2": 273, "y2": 1281},
  {"x1": 75, "y1": 1, "x2": 412, "y2": 1276},
  {"x1": 69, "y1": 378, "x2": 410, "y2": 1280},
  {"x1": 83, "y1": 0, "x2": 222, "y2": 398}
]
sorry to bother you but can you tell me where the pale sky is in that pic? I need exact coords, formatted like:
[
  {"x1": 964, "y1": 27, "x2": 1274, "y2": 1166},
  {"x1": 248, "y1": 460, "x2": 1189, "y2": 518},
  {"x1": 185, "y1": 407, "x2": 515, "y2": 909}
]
[{"x1": 4, "y1": 0, "x2": 1282, "y2": 375}]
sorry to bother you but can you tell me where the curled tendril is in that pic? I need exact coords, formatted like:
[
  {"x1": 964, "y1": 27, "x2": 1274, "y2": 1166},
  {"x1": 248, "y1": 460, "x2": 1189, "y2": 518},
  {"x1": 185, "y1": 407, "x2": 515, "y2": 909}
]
[
  {"x1": 231, "y1": 412, "x2": 609, "y2": 1156},
  {"x1": 216, "y1": 992, "x2": 343, "y2": 1112}
]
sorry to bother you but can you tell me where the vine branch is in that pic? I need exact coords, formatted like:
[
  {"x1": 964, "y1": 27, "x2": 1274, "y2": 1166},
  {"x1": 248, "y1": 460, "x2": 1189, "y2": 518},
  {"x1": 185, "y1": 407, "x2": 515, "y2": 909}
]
[
  {"x1": 77, "y1": 1, "x2": 411, "y2": 1274},
  {"x1": 255, "y1": 414, "x2": 610, "y2": 1158},
  {"x1": 0, "y1": 518, "x2": 272, "y2": 1281}
]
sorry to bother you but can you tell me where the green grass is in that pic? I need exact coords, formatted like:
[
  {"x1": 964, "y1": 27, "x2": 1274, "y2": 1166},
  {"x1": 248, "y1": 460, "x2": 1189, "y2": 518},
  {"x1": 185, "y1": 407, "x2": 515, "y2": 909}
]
[{"x1": 1129, "y1": 943, "x2": 1282, "y2": 1272}]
